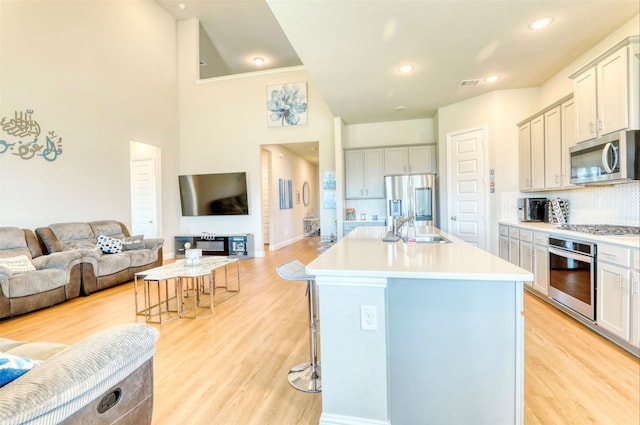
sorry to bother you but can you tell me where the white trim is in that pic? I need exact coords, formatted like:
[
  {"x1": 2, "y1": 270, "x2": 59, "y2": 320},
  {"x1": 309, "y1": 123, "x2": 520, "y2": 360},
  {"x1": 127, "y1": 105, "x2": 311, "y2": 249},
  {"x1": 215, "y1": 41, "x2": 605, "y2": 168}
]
[
  {"x1": 320, "y1": 413, "x2": 391, "y2": 425},
  {"x1": 315, "y1": 276, "x2": 388, "y2": 288},
  {"x1": 196, "y1": 65, "x2": 306, "y2": 84}
]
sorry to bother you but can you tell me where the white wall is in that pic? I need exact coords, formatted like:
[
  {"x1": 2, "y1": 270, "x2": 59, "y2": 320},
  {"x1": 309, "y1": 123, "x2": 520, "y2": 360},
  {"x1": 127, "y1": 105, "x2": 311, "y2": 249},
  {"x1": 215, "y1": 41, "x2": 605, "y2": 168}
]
[
  {"x1": 262, "y1": 144, "x2": 319, "y2": 249},
  {"x1": 176, "y1": 19, "x2": 335, "y2": 255},
  {"x1": 437, "y1": 89, "x2": 540, "y2": 254},
  {"x1": 0, "y1": 1, "x2": 180, "y2": 243},
  {"x1": 343, "y1": 118, "x2": 436, "y2": 149}
]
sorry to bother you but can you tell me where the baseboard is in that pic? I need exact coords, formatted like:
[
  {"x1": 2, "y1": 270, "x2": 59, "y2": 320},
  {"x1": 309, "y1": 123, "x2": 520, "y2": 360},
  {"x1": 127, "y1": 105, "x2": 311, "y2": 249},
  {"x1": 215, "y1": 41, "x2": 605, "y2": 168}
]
[{"x1": 319, "y1": 413, "x2": 391, "y2": 425}]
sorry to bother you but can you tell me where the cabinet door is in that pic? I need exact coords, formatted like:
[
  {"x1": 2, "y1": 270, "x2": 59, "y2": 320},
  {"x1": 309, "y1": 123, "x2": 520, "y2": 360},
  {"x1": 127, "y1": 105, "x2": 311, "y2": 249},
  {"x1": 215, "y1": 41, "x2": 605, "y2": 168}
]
[
  {"x1": 530, "y1": 116, "x2": 545, "y2": 190},
  {"x1": 518, "y1": 123, "x2": 532, "y2": 191},
  {"x1": 544, "y1": 106, "x2": 562, "y2": 189},
  {"x1": 533, "y1": 244, "x2": 549, "y2": 295},
  {"x1": 508, "y1": 238, "x2": 519, "y2": 266},
  {"x1": 597, "y1": 261, "x2": 631, "y2": 340},
  {"x1": 384, "y1": 147, "x2": 407, "y2": 175},
  {"x1": 574, "y1": 67, "x2": 598, "y2": 142},
  {"x1": 597, "y1": 45, "x2": 629, "y2": 136},
  {"x1": 561, "y1": 99, "x2": 577, "y2": 188},
  {"x1": 408, "y1": 145, "x2": 436, "y2": 173},
  {"x1": 499, "y1": 236, "x2": 509, "y2": 261},
  {"x1": 363, "y1": 149, "x2": 384, "y2": 198},
  {"x1": 520, "y1": 241, "x2": 534, "y2": 287},
  {"x1": 345, "y1": 150, "x2": 365, "y2": 199}
]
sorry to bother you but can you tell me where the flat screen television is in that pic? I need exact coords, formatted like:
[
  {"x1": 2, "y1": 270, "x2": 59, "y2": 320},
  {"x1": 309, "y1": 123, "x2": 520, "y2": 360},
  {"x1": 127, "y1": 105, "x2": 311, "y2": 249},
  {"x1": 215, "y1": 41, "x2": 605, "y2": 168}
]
[{"x1": 178, "y1": 172, "x2": 249, "y2": 216}]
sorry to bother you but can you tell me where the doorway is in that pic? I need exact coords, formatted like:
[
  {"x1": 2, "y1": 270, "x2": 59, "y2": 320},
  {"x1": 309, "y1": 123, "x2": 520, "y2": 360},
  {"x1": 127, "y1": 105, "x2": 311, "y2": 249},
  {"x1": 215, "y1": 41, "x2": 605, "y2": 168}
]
[
  {"x1": 130, "y1": 141, "x2": 161, "y2": 238},
  {"x1": 446, "y1": 127, "x2": 488, "y2": 249}
]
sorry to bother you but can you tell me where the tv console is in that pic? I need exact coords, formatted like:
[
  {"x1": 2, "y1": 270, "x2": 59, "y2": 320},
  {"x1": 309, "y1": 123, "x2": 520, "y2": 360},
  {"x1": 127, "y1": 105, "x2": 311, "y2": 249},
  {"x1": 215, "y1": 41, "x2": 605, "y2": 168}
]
[{"x1": 175, "y1": 233, "x2": 254, "y2": 259}]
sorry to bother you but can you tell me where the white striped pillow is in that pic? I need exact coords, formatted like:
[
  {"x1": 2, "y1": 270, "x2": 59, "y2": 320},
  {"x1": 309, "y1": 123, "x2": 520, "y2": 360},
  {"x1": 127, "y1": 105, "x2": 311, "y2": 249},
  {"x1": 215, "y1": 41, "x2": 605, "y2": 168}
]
[{"x1": 0, "y1": 255, "x2": 36, "y2": 275}]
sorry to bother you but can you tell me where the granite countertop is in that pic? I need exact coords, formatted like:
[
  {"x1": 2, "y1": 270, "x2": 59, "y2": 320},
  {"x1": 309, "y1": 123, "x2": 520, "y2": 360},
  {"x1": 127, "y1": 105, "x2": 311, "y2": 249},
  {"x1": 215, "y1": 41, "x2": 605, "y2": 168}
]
[{"x1": 307, "y1": 226, "x2": 533, "y2": 282}]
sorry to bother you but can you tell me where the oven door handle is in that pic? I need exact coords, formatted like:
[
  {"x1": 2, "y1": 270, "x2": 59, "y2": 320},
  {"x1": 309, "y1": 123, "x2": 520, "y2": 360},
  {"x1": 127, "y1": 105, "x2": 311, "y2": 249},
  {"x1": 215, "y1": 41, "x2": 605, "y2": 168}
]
[{"x1": 548, "y1": 246, "x2": 593, "y2": 263}]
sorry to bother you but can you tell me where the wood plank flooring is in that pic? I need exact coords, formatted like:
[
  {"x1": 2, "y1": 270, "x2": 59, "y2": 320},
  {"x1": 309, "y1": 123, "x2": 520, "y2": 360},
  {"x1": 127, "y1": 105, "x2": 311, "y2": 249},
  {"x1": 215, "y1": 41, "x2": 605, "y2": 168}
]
[{"x1": 0, "y1": 237, "x2": 637, "y2": 424}]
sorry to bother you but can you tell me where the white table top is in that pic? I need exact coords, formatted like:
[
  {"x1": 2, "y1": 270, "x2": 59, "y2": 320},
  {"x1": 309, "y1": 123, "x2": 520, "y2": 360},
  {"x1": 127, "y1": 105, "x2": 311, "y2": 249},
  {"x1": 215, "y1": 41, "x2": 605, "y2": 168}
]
[
  {"x1": 136, "y1": 257, "x2": 237, "y2": 281},
  {"x1": 307, "y1": 226, "x2": 533, "y2": 282}
]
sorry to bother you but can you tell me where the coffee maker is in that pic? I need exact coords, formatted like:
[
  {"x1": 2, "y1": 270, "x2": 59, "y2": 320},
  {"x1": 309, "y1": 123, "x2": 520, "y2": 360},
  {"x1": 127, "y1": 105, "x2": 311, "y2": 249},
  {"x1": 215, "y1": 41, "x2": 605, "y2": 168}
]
[{"x1": 517, "y1": 198, "x2": 546, "y2": 222}]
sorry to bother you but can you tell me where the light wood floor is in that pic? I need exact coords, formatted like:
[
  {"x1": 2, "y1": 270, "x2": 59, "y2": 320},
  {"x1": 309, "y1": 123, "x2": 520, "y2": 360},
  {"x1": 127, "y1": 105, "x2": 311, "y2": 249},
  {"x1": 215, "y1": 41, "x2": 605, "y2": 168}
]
[{"x1": 0, "y1": 237, "x2": 638, "y2": 424}]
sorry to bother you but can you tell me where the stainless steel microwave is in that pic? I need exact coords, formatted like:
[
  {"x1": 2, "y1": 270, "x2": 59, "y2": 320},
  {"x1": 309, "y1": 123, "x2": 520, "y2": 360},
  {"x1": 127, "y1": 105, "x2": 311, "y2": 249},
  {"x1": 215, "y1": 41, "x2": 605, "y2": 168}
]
[{"x1": 570, "y1": 130, "x2": 640, "y2": 185}]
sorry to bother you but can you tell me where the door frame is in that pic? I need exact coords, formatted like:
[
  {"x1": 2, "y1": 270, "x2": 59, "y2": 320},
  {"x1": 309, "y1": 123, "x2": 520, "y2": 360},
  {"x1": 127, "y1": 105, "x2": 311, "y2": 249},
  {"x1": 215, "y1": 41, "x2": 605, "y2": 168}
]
[{"x1": 445, "y1": 125, "x2": 489, "y2": 250}]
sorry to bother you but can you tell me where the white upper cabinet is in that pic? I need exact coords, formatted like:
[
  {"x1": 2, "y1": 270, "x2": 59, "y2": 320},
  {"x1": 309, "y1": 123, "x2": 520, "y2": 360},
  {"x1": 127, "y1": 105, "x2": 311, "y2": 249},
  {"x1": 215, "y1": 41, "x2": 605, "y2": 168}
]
[
  {"x1": 518, "y1": 122, "x2": 531, "y2": 191},
  {"x1": 384, "y1": 145, "x2": 436, "y2": 175},
  {"x1": 572, "y1": 37, "x2": 640, "y2": 143},
  {"x1": 345, "y1": 148, "x2": 384, "y2": 199},
  {"x1": 544, "y1": 106, "x2": 562, "y2": 189},
  {"x1": 561, "y1": 99, "x2": 577, "y2": 188},
  {"x1": 530, "y1": 115, "x2": 545, "y2": 191}
]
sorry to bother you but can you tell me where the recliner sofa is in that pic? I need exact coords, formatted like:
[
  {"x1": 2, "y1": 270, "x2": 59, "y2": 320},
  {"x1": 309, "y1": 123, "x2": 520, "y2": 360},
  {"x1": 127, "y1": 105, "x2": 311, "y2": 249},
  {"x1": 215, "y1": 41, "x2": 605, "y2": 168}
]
[
  {"x1": 0, "y1": 323, "x2": 159, "y2": 425},
  {"x1": 0, "y1": 227, "x2": 82, "y2": 320},
  {"x1": 36, "y1": 220, "x2": 163, "y2": 295}
]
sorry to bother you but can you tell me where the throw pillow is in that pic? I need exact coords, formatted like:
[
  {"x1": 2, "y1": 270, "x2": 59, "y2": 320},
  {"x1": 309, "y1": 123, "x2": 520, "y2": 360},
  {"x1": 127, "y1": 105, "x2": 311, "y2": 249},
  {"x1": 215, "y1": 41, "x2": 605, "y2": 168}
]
[
  {"x1": 121, "y1": 234, "x2": 144, "y2": 251},
  {"x1": 0, "y1": 255, "x2": 36, "y2": 275},
  {"x1": 0, "y1": 352, "x2": 40, "y2": 387},
  {"x1": 96, "y1": 235, "x2": 123, "y2": 254}
]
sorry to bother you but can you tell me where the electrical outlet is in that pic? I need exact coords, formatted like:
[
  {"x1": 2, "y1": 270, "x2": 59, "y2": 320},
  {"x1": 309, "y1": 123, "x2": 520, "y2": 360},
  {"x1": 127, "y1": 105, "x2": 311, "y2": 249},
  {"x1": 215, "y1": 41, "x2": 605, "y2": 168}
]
[{"x1": 360, "y1": 305, "x2": 377, "y2": 331}]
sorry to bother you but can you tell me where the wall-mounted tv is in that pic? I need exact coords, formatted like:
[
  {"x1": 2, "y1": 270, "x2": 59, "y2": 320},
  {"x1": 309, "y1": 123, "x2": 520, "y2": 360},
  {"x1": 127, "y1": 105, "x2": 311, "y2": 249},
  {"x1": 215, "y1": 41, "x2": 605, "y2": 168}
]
[{"x1": 178, "y1": 172, "x2": 249, "y2": 216}]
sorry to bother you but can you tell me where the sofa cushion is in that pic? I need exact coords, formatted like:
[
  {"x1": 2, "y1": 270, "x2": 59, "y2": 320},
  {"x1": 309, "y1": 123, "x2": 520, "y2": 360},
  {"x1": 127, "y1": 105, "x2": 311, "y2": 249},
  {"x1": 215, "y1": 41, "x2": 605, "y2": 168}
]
[
  {"x1": 97, "y1": 235, "x2": 123, "y2": 254},
  {"x1": 122, "y1": 235, "x2": 145, "y2": 251},
  {"x1": 0, "y1": 256, "x2": 36, "y2": 275},
  {"x1": 0, "y1": 228, "x2": 28, "y2": 251},
  {"x1": 89, "y1": 220, "x2": 126, "y2": 239},
  {"x1": 0, "y1": 353, "x2": 39, "y2": 387},
  {"x1": 96, "y1": 254, "x2": 131, "y2": 277},
  {"x1": 49, "y1": 223, "x2": 97, "y2": 251},
  {"x1": 0, "y1": 269, "x2": 68, "y2": 298},
  {"x1": 123, "y1": 249, "x2": 159, "y2": 268}
]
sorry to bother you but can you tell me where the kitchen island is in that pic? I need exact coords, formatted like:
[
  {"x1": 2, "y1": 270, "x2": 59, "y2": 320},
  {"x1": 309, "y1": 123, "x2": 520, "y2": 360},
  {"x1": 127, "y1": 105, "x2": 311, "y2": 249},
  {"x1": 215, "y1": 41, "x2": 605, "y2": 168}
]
[{"x1": 306, "y1": 226, "x2": 533, "y2": 425}]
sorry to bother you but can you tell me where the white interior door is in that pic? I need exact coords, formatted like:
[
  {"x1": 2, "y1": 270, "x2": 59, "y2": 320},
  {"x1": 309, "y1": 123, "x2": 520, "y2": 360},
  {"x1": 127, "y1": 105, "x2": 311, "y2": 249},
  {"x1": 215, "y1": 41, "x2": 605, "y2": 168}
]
[
  {"x1": 130, "y1": 157, "x2": 159, "y2": 238},
  {"x1": 446, "y1": 128, "x2": 487, "y2": 249}
]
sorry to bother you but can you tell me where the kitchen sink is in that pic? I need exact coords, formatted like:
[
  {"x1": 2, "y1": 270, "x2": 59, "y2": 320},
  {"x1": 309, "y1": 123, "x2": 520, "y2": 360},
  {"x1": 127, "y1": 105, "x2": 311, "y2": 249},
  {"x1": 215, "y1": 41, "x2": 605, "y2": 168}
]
[{"x1": 402, "y1": 234, "x2": 452, "y2": 244}]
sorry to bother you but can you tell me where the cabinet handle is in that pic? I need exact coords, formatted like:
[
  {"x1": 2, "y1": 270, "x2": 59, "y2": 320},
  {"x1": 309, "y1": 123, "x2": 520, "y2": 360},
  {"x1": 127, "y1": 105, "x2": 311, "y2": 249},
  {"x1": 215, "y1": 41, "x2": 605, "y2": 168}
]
[
  {"x1": 620, "y1": 277, "x2": 627, "y2": 290},
  {"x1": 597, "y1": 120, "x2": 603, "y2": 132},
  {"x1": 589, "y1": 121, "x2": 595, "y2": 134}
]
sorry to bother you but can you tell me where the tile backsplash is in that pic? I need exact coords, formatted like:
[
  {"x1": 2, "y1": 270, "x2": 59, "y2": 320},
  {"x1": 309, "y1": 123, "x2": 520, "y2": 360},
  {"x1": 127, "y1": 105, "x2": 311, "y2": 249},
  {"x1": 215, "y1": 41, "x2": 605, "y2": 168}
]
[{"x1": 502, "y1": 181, "x2": 640, "y2": 226}]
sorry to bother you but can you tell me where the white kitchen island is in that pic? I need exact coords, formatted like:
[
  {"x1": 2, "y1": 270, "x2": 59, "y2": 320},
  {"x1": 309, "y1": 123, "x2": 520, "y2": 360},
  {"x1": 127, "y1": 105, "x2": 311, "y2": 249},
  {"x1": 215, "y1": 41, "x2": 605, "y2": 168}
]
[{"x1": 306, "y1": 226, "x2": 533, "y2": 425}]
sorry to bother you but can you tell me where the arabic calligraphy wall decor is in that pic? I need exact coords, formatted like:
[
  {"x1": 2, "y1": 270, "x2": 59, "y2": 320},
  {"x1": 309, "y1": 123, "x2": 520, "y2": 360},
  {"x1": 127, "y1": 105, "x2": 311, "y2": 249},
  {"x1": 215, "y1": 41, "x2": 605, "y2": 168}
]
[
  {"x1": 0, "y1": 110, "x2": 63, "y2": 162},
  {"x1": 267, "y1": 82, "x2": 308, "y2": 127}
]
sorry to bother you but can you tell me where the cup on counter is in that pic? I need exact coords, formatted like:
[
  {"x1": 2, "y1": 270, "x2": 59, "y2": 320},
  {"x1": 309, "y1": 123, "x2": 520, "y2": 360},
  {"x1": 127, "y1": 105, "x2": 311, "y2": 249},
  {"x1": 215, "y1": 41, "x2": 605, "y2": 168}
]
[
  {"x1": 360, "y1": 213, "x2": 366, "y2": 220},
  {"x1": 372, "y1": 214, "x2": 378, "y2": 220}
]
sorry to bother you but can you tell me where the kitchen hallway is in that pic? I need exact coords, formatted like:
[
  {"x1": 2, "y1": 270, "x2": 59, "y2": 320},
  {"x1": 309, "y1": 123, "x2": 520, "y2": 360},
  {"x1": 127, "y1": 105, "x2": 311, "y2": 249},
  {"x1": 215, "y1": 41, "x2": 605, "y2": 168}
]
[{"x1": 0, "y1": 237, "x2": 637, "y2": 424}]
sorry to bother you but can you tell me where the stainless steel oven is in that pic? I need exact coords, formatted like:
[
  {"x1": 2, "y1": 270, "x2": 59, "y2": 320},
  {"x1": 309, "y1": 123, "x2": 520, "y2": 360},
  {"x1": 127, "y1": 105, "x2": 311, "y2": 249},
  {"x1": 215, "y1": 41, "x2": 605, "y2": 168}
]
[{"x1": 548, "y1": 236, "x2": 596, "y2": 321}]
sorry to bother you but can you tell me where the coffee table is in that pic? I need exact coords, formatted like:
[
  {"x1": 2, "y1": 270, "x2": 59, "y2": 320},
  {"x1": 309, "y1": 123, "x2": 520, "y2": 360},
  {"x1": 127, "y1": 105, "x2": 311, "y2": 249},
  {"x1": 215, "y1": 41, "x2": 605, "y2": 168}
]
[{"x1": 134, "y1": 257, "x2": 240, "y2": 323}]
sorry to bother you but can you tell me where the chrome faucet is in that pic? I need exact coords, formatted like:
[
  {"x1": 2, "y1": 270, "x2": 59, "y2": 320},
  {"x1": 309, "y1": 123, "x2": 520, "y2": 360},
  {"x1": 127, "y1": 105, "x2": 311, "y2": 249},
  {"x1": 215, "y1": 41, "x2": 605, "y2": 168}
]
[{"x1": 393, "y1": 215, "x2": 414, "y2": 237}]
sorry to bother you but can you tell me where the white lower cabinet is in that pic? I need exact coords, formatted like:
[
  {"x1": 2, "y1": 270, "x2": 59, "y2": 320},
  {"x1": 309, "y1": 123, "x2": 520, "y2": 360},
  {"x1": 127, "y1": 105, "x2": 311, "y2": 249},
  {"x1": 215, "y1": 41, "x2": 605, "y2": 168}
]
[
  {"x1": 631, "y1": 270, "x2": 640, "y2": 351},
  {"x1": 532, "y1": 232, "x2": 549, "y2": 295},
  {"x1": 519, "y1": 230, "x2": 534, "y2": 288},
  {"x1": 598, "y1": 261, "x2": 631, "y2": 340},
  {"x1": 499, "y1": 235, "x2": 509, "y2": 261}
]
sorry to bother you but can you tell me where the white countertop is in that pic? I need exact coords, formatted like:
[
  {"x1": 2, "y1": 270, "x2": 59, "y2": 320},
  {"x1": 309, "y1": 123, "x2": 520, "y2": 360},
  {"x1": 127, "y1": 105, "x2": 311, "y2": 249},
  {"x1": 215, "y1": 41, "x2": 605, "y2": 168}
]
[
  {"x1": 307, "y1": 226, "x2": 533, "y2": 281},
  {"x1": 500, "y1": 221, "x2": 640, "y2": 249}
]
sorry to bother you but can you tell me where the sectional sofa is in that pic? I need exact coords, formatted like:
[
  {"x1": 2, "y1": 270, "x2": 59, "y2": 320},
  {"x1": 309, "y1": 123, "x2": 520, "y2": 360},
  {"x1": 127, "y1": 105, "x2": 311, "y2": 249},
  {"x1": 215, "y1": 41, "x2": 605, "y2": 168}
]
[
  {"x1": 36, "y1": 220, "x2": 163, "y2": 295},
  {"x1": 0, "y1": 220, "x2": 163, "y2": 319}
]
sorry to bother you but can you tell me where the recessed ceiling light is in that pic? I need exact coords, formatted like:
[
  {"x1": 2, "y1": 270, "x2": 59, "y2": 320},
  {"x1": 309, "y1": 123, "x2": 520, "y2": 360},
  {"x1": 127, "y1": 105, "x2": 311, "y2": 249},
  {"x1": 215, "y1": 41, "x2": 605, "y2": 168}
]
[
  {"x1": 485, "y1": 75, "x2": 500, "y2": 83},
  {"x1": 529, "y1": 17, "x2": 553, "y2": 30},
  {"x1": 398, "y1": 64, "x2": 414, "y2": 73},
  {"x1": 394, "y1": 105, "x2": 406, "y2": 111},
  {"x1": 253, "y1": 57, "x2": 265, "y2": 66},
  {"x1": 178, "y1": 3, "x2": 186, "y2": 10}
]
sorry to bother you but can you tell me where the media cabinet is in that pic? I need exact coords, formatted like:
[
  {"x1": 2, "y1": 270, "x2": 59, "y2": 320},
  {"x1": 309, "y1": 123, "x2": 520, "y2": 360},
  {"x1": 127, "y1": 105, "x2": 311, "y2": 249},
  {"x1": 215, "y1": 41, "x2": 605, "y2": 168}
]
[{"x1": 175, "y1": 234, "x2": 254, "y2": 259}]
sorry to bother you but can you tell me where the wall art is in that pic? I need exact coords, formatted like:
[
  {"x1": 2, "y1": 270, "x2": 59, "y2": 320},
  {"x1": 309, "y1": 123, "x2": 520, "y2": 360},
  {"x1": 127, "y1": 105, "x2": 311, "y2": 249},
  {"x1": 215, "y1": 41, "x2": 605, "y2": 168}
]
[
  {"x1": 279, "y1": 178, "x2": 294, "y2": 209},
  {"x1": 0, "y1": 109, "x2": 63, "y2": 162},
  {"x1": 267, "y1": 82, "x2": 308, "y2": 127}
]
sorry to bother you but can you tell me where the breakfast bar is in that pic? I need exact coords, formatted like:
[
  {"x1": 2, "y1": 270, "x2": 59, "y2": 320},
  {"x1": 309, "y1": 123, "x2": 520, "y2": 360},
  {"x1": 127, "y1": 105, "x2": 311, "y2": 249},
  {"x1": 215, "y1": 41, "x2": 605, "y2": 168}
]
[{"x1": 306, "y1": 226, "x2": 533, "y2": 425}]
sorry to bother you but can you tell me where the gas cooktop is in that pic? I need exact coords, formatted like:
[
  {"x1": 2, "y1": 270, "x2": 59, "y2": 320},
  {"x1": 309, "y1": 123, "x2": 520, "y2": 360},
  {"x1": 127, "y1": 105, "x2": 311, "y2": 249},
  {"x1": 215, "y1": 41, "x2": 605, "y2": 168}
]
[{"x1": 557, "y1": 224, "x2": 640, "y2": 236}]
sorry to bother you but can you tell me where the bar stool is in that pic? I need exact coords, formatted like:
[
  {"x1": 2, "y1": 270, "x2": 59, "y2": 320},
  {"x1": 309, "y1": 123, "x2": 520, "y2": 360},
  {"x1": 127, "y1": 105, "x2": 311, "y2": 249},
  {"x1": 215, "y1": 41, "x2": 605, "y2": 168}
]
[{"x1": 276, "y1": 260, "x2": 321, "y2": 393}]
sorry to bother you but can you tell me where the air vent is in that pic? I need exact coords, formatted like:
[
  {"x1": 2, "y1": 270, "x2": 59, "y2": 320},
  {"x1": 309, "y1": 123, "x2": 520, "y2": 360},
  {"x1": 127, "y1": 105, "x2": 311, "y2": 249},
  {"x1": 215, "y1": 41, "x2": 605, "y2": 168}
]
[
  {"x1": 199, "y1": 60, "x2": 207, "y2": 66},
  {"x1": 458, "y1": 79, "x2": 481, "y2": 87}
]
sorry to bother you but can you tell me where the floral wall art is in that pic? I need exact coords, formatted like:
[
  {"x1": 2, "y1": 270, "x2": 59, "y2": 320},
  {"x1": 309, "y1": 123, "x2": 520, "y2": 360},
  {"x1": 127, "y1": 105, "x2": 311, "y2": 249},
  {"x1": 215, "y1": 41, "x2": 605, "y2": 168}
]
[
  {"x1": 267, "y1": 82, "x2": 308, "y2": 127},
  {"x1": 0, "y1": 109, "x2": 63, "y2": 162}
]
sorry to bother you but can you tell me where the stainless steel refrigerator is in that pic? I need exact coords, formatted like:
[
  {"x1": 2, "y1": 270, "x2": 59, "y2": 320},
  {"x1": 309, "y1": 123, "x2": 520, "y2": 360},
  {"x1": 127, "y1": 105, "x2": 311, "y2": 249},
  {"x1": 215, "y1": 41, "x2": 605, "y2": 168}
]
[{"x1": 384, "y1": 173, "x2": 437, "y2": 227}]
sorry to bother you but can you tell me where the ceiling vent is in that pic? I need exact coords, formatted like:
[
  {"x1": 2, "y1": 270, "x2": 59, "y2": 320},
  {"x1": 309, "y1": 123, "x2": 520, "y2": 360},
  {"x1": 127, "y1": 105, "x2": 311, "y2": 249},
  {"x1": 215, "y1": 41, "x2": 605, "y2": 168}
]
[{"x1": 458, "y1": 79, "x2": 481, "y2": 87}]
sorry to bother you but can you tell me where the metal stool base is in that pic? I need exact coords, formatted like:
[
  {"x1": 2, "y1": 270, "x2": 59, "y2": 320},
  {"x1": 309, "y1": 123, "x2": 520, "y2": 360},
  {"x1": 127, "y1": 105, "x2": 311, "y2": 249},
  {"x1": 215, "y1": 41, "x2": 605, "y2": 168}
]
[{"x1": 288, "y1": 362, "x2": 321, "y2": 393}]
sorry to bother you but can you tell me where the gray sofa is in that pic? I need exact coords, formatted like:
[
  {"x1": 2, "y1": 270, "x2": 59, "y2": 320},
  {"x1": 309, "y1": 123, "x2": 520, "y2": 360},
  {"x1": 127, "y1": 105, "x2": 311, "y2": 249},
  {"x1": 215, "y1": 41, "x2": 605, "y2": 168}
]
[
  {"x1": 36, "y1": 220, "x2": 163, "y2": 295},
  {"x1": 0, "y1": 323, "x2": 159, "y2": 425},
  {"x1": 0, "y1": 228, "x2": 82, "y2": 320}
]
